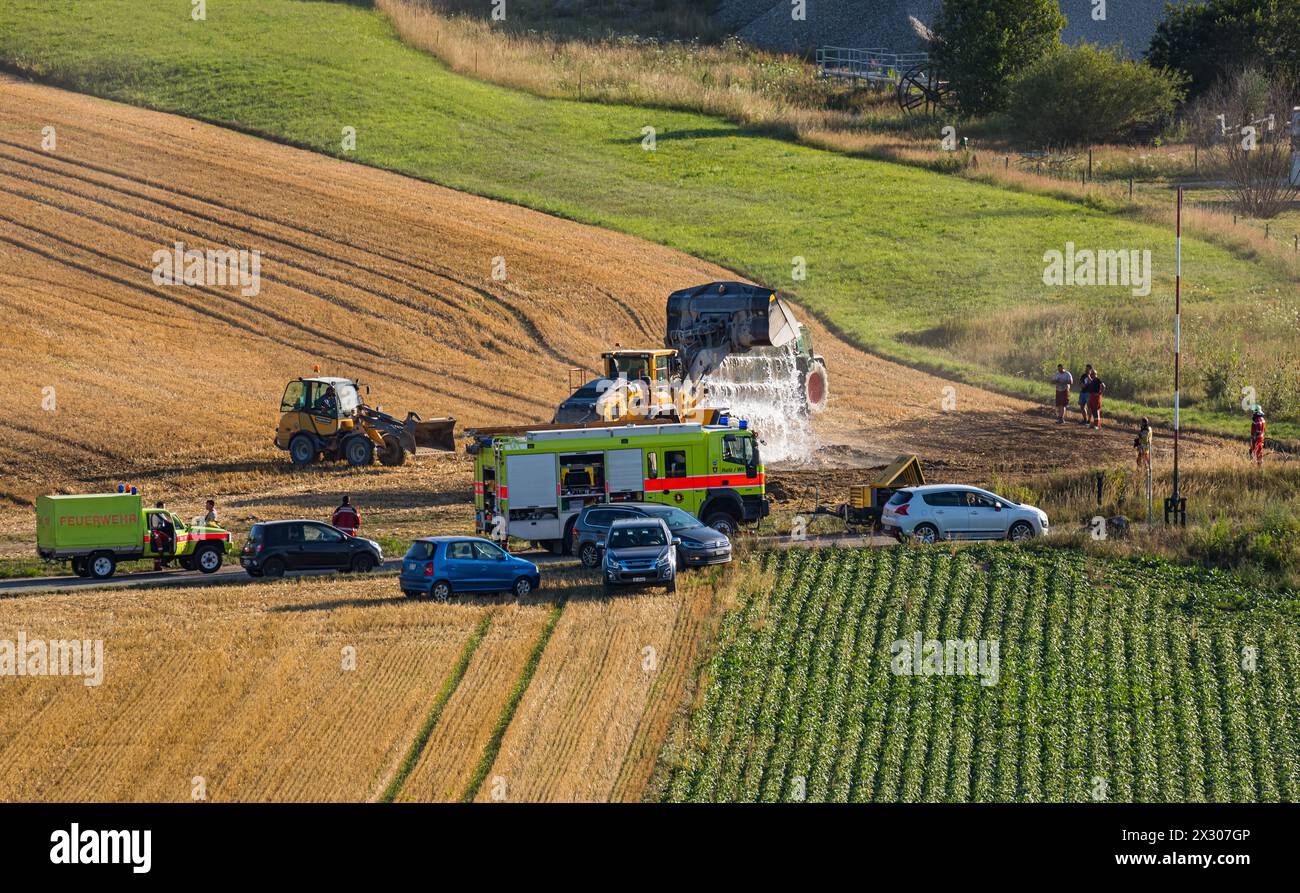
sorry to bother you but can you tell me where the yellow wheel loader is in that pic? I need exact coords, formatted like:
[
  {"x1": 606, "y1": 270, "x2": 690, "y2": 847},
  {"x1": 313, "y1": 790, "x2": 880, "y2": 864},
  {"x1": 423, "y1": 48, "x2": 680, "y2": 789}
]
[{"x1": 274, "y1": 376, "x2": 456, "y2": 467}]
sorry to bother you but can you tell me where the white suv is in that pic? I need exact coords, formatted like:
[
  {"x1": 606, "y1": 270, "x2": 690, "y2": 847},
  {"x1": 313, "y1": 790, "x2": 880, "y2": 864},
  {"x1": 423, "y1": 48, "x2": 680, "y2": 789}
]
[{"x1": 880, "y1": 485, "x2": 1049, "y2": 544}]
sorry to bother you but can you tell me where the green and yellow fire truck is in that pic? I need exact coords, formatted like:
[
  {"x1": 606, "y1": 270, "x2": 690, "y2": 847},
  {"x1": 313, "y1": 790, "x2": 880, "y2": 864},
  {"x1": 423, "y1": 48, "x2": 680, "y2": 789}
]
[
  {"x1": 467, "y1": 419, "x2": 769, "y2": 553},
  {"x1": 36, "y1": 492, "x2": 233, "y2": 579}
]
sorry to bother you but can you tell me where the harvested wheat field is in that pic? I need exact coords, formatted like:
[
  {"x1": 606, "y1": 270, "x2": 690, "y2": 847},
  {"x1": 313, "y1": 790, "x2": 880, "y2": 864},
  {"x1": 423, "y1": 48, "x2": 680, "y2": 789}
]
[
  {"x1": 0, "y1": 565, "x2": 728, "y2": 802},
  {"x1": 0, "y1": 75, "x2": 1243, "y2": 545},
  {"x1": 0, "y1": 575, "x2": 491, "y2": 801}
]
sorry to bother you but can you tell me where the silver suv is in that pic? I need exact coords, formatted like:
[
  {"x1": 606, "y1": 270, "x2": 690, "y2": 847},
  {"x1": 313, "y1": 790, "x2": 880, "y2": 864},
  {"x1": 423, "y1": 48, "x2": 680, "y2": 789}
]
[
  {"x1": 599, "y1": 518, "x2": 680, "y2": 592},
  {"x1": 880, "y1": 485, "x2": 1049, "y2": 543}
]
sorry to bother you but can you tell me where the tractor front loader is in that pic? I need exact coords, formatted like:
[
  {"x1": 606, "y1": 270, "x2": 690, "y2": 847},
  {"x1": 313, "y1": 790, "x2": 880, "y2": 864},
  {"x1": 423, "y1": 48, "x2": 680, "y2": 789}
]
[{"x1": 274, "y1": 376, "x2": 456, "y2": 467}]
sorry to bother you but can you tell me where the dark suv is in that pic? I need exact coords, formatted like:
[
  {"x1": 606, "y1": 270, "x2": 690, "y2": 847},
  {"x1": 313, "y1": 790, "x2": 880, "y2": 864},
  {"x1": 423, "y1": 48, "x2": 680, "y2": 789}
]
[
  {"x1": 240, "y1": 520, "x2": 383, "y2": 578},
  {"x1": 574, "y1": 502, "x2": 731, "y2": 570}
]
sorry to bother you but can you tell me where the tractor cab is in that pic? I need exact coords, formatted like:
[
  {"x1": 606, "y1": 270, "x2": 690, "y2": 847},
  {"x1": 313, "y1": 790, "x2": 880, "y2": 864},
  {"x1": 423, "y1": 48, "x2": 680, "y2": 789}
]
[
  {"x1": 598, "y1": 349, "x2": 679, "y2": 421},
  {"x1": 278, "y1": 377, "x2": 360, "y2": 439}
]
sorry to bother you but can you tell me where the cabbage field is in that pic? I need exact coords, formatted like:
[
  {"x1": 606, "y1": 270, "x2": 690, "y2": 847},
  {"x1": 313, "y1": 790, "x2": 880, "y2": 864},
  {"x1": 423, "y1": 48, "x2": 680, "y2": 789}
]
[{"x1": 659, "y1": 547, "x2": 1300, "y2": 802}]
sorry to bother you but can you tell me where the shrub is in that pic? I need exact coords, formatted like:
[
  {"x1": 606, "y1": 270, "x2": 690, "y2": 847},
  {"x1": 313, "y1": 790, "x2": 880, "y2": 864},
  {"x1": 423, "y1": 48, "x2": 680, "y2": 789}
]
[
  {"x1": 932, "y1": 0, "x2": 1065, "y2": 116},
  {"x1": 1148, "y1": 0, "x2": 1300, "y2": 98},
  {"x1": 1007, "y1": 44, "x2": 1185, "y2": 147}
]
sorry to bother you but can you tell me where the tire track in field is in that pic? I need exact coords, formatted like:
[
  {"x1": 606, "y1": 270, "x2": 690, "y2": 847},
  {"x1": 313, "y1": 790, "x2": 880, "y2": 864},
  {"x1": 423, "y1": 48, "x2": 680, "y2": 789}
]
[
  {"x1": 0, "y1": 139, "x2": 590, "y2": 370},
  {"x1": 0, "y1": 217, "x2": 548, "y2": 417},
  {"x1": 0, "y1": 153, "x2": 485, "y2": 351}
]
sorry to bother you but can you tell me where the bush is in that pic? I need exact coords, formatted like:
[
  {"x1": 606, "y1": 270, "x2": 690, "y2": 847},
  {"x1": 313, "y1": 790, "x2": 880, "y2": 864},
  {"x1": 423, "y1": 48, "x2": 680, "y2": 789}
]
[
  {"x1": 1007, "y1": 44, "x2": 1184, "y2": 147},
  {"x1": 1148, "y1": 0, "x2": 1300, "y2": 98},
  {"x1": 932, "y1": 0, "x2": 1065, "y2": 116}
]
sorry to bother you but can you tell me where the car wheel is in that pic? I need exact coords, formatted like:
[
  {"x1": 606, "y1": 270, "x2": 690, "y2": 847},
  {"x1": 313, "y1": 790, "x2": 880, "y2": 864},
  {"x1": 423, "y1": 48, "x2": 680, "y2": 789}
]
[
  {"x1": 262, "y1": 557, "x2": 286, "y2": 578},
  {"x1": 1009, "y1": 521, "x2": 1035, "y2": 542},
  {"x1": 289, "y1": 433, "x2": 316, "y2": 466},
  {"x1": 89, "y1": 553, "x2": 116, "y2": 579},
  {"x1": 344, "y1": 436, "x2": 374, "y2": 467},
  {"x1": 579, "y1": 542, "x2": 600, "y2": 568},
  {"x1": 431, "y1": 580, "x2": 452, "y2": 603},
  {"x1": 911, "y1": 523, "x2": 939, "y2": 545},
  {"x1": 512, "y1": 576, "x2": 532, "y2": 598},
  {"x1": 246, "y1": 569, "x2": 264, "y2": 578},
  {"x1": 196, "y1": 545, "x2": 223, "y2": 574},
  {"x1": 351, "y1": 553, "x2": 376, "y2": 573},
  {"x1": 71, "y1": 557, "x2": 89, "y2": 577},
  {"x1": 704, "y1": 512, "x2": 738, "y2": 538}
]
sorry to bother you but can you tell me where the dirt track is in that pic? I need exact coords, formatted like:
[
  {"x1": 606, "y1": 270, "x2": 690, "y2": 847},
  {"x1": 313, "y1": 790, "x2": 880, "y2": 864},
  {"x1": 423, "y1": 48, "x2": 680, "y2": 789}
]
[{"x1": 0, "y1": 76, "x2": 1237, "y2": 537}]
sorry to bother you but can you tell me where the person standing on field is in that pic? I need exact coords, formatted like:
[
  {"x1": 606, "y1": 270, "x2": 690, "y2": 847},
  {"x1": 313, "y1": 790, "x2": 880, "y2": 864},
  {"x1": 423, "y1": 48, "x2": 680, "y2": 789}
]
[
  {"x1": 1077, "y1": 365, "x2": 1094, "y2": 424},
  {"x1": 1051, "y1": 364, "x2": 1073, "y2": 423},
  {"x1": 1134, "y1": 418, "x2": 1152, "y2": 469},
  {"x1": 1085, "y1": 369, "x2": 1106, "y2": 429},
  {"x1": 1250, "y1": 407, "x2": 1266, "y2": 466},
  {"x1": 331, "y1": 495, "x2": 360, "y2": 536}
]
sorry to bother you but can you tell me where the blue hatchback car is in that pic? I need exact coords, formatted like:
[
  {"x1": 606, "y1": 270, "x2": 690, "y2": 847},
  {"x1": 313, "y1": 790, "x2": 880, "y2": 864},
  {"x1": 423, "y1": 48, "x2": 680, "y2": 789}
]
[{"x1": 400, "y1": 536, "x2": 540, "y2": 602}]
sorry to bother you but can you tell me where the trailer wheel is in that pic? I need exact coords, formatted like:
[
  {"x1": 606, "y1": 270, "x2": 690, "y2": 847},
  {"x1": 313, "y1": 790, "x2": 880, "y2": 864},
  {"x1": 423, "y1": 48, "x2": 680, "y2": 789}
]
[
  {"x1": 89, "y1": 552, "x2": 117, "y2": 579},
  {"x1": 378, "y1": 435, "x2": 406, "y2": 466},
  {"x1": 289, "y1": 434, "x2": 317, "y2": 466},
  {"x1": 71, "y1": 557, "x2": 89, "y2": 577},
  {"x1": 804, "y1": 361, "x2": 828, "y2": 413},
  {"x1": 344, "y1": 436, "x2": 375, "y2": 467}
]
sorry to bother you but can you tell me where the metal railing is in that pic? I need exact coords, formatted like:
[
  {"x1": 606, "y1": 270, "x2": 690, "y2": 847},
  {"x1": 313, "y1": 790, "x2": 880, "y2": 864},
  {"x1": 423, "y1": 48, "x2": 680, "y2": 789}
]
[{"x1": 815, "y1": 47, "x2": 930, "y2": 84}]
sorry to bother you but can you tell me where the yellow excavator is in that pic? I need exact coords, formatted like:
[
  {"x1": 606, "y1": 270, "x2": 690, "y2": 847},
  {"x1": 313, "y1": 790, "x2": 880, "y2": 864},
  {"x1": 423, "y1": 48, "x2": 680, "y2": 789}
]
[
  {"x1": 274, "y1": 376, "x2": 456, "y2": 467},
  {"x1": 553, "y1": 282, "x2": 826, "y2": 424}
]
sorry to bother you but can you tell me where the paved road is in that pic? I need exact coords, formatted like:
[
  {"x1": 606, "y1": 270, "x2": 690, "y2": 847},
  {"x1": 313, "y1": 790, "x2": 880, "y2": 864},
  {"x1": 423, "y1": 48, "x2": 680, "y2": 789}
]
[
  {"x1": 0, "y1": 533, "x2": 893, "y2": 597},
  {"x1": 0, "y1": 551, "x2": 578, "y2": 597}
]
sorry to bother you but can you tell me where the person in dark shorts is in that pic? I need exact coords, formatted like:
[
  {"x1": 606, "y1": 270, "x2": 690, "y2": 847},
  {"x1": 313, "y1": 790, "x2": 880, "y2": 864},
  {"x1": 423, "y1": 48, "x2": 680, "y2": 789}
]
[{"x1": 1077, "y1": 364, "x2": 1094, "y2": 424}]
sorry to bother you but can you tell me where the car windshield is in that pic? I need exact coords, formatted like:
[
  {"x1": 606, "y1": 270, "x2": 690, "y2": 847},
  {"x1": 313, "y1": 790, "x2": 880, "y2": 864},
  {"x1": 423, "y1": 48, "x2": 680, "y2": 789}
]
[
  {"x1": 608, "y1": 525, "x2": 667, "y2": 549},
  {"x1": 645, "y1": 507, "x2": 700, "y2": 531},
  {"x1": 405, "y1": 541, "x2": 435, "y2": 560}
]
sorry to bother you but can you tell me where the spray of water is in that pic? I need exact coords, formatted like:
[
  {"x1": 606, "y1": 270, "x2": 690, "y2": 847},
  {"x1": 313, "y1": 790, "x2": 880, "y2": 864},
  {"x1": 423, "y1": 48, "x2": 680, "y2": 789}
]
[{"x1": 702, "y1": 343, "x2": 817, "y2": 464}]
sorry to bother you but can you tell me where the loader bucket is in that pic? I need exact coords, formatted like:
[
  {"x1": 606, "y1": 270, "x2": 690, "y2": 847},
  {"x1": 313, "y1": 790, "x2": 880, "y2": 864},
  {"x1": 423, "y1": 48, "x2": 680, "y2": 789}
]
[{"x1": 408, "y1": 416, "x2": 457, "y2": 452}]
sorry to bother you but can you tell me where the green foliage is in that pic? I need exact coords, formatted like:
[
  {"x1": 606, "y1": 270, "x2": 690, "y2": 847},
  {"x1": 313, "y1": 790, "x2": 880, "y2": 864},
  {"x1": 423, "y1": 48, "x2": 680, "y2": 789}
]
[
  {"x1": 932, "y1": 0, "x2": 1065, "y2": 116},
  {"x1": 1007, "y1": 44, "x2": 1185, "y2": 147},
  {"x1": 1147, "y1": 0, "x2": 1300, "y2": 97},
  {"x1": 661, "y1": 547, "x2": 1300, "y2": 802}
]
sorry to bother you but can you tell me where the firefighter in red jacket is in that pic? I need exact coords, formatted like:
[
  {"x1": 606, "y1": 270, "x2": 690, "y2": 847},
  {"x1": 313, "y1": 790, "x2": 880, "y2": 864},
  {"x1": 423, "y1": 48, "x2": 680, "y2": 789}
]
[
  {"x1": 1250, "y1": 407, "x2": 1266, "y2": 466},
  {"x1": 331, "y1": 495, "x2": 360, "y2": 535}
]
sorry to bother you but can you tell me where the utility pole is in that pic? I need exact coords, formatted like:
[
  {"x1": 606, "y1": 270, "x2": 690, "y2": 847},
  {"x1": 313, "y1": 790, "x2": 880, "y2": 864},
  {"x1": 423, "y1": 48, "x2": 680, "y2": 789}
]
[{"x1": 1165, "y1": 188, "x2": 1187, "y2": 525}]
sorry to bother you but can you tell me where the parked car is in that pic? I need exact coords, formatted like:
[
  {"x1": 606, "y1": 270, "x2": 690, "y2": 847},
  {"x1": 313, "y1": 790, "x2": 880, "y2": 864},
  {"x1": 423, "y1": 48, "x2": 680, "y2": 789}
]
[
  {"x1": 400, "y1": 536, "x2": 539, "y2": 601},
  {"x1": 879, "y1": 485, "x2": 1049, "y2": 544},
  {"x1": 574, "y1": 503, "x2": 731, "y2": 569},
  {"x1": 600, "y1": 518, "x2": 680, "y2": 592},
  {"x1": 240, "y1": 520, "x2": 382, "y2": 577}
]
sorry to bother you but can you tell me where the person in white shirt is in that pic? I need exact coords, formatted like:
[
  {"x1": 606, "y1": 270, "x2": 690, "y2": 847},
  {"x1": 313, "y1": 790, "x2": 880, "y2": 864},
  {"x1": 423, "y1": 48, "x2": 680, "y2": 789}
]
[{"x1": 1051, "y1": 364, "x2": 1073, "y2": 424}]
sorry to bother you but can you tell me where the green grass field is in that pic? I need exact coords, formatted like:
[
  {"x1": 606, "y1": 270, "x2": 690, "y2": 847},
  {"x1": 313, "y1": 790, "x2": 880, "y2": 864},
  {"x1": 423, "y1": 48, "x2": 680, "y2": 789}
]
[
  {"x1": 657, "y1": 547, "x2": 1300, "y2": 802},
  {"x1": 0, "y1": 0, "x2": 1296, "y2": 436}
]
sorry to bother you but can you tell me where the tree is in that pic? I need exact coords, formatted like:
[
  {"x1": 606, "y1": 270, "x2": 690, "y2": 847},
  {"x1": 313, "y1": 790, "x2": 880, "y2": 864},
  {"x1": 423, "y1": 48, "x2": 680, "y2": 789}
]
[
  {"x1": 1148, "y1": 0, "x2": 1300, "y2": 98},
  {"x1": 1008, "y1": 44, "x2": 1185, "y2": 147},
  {"x1": 1196, "y1": 68, "x2": 1298, "y2": 218},
  {"x1": 931, "y1": 0, "x2": 1065, "y2": 116}
]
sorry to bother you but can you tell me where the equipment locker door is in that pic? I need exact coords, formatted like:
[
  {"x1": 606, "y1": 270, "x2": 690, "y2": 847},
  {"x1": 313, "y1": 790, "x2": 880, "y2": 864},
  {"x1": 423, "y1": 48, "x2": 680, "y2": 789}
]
[
  {"x1": 605, "y1": 448, "x2": 644, "y2": 499},
  {"x1": 505, "y1": 453, "x2": 558, "y2": 508}
]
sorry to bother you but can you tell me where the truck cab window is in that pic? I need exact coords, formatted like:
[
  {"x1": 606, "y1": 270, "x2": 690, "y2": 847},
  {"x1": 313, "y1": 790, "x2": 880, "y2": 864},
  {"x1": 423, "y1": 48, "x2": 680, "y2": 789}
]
[
  {"x1": 722, "y1": 434, "x2": 754, "y2": 466},
  {"x1": 665, "y1": 450, "x2": 687, "y2": 478}
]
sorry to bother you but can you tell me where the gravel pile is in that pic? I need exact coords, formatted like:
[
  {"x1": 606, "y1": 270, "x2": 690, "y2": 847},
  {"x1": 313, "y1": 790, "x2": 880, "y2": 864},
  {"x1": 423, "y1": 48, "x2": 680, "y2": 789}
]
[{"x1": 717, "y1": 0, "x2": 1186, "y2": 57}]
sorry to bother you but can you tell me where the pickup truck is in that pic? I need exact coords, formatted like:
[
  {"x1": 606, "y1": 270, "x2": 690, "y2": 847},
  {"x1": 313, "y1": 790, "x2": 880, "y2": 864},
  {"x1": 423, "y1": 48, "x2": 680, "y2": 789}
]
[{"x1": 36, "y1": 493, "x2": 233, "y2": 579}]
